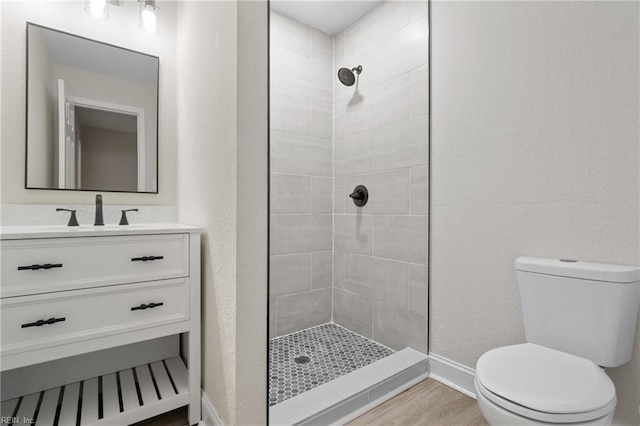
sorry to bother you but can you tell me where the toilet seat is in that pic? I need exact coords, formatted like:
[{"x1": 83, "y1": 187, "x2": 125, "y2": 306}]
[{"x1": 476, "y1": 343, "x2": 617, "y2": 423}]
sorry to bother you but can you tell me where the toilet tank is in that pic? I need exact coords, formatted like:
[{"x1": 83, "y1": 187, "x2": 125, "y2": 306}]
[{"x1": 516, "y1": 257, "x2": 640, "y2": 367}]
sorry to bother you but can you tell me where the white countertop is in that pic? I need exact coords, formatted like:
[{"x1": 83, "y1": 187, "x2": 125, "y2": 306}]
[{"x1": 0, "y1": 223, "x2": 203, "y2": 240}]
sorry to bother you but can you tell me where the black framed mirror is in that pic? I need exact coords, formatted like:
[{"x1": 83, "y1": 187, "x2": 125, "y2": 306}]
[{"x1": 25, "y1": 23, "x2": 159, "y2": 193}]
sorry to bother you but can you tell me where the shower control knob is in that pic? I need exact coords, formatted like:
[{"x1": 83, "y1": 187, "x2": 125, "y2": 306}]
[{"x1": 349, "y1": 185, "x2": 369, "y2": 207}]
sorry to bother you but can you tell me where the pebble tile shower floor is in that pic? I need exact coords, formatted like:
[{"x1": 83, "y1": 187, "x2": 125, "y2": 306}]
[{"x1": 268, "y1": 323, "x2": 395, "y2": 406}]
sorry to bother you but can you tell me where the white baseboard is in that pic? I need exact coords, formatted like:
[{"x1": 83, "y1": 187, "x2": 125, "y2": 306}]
[
  {"x1": 428, "y1": 353, "x2": 477, "y2": 399},
  {"x1": 201, "y1": 391, "x2": 224, "y2": 426}
]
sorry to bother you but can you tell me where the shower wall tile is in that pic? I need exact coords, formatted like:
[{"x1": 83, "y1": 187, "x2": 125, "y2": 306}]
[
  {"x1": 270, "y1": 12, "x2": 312, "y2": 58},
  {"x1": 334, "y1": 215, "x2": 373, "y2": 255},
  {"x1": 312, "y1": 28, "x2": 333, "y2": 66},
  {"x1": 373, "y1": 301, "x2": 427, "y2": 352},
  {"x1": 333, "y1": 99, "x2": 346, "y2": 140},
  {"x1": 270, "y1": 253, "x2": 312, "y2": 297},
  {"x1": 330, "y1": 1, "x2": 429, "y2": 353},
  {"x1": 409, "y1": 264, "x2": 428, "y2": 316},
  {"x1": 334, "y1": 177, "x2": 345, "y2": 214},
  {"x1": 270, "y1": 297, "x2": 277, "y2": 339},
  {"x1": 333, "y1": 251, "x2": 345, "y2": 288},
  {"x1": 271, "y1": 90, "x2": 310, "y2": 135},
  {"x1": 344, "y1": 169, "x2": 410, "y2": 215},
  {"x1": 276, "y1": 76, "x2": 332, "y2": 105},
  {"x1": 270, "y1": 214, "x2": 277, "y2": 254},
  {"x1": 371, "y1": 14, "x2": 429, "y2": 86},
  {"x1": 368, "y1": 73, "x2": 411, "y2": 131},
  {"x1": 271, "y1": 173, "x2": 311, "y2": 214},
  {"x1": 274, "y1": 49, "x2": 332, "y2": 103},
  {"x1": 277, "y1": 214, "x2": 332, "y2": 254},
  {"x1": 274, "y1": 48, "x2": 332, "y2": 89},
  {"x1": 409, "y1": 0, "x2": 429, "y2": 22},
  {"x1": 345, "y1": 254, "x2": 408, "y2": 309},
  {"x1": 312, "y1": 251, "x2": 333, "y2": 289},
  {"x1": 343, "y1": 89, "x2": 371, "y2": 136},
  {"x1": 310, "y1": 99, "x2": 333, "y2": 140},
  {"x1": 270, "y1": 129, "x2": 277, "y2": 171},
  {"x1": 373, "y1": 215, "x2": 428, "y2": 264},
  {"x1": 311, "y1": 177, "x2": 333, "y2": 213},
  {"x1": 345, "y1": 1, "x2": 409, "y2": 56},
  {"x1": 373, "y1": 115, "x2": 428, "y2": 171},
  {"x1": 333, "y1": 30, "x2": 345, "y2": 67},
  {"x1": 277, "y1": 132, "x2": 332, "y2": 176},
  {"x1": 344, "y1": 74, "x2": 410, "y2": 136},
  {"x1": 276, "y1": 288, "x2": 332, "y2": 335},
  {"x1": 333, "y1": 288, "x2": 373, "y2": 338},
  {"x1": 270, "y1": 4, "x2": 429, "y2": 348},
  {"x1": 271, "y1": 13, "x2": 335, "y2": 336},
  {"x1": 410, "y1": 166, "x2": 428, "y2": 215},
  {"x1": 334, "y1": 132, "x2": 374, "y2": 177},
  {"x1": 409, "y1": 65, "x2": 429, "y2": 118}
]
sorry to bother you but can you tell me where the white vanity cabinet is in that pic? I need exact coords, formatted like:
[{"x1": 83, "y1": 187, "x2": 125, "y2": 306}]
[{"x1": 0, "y1": 224, "x2": 202, "y2": 426}]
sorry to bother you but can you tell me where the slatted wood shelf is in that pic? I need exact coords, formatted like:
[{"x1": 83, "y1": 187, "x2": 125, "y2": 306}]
[{"x1": 0, "y1": 356, "x2": 189, "y2": 426}]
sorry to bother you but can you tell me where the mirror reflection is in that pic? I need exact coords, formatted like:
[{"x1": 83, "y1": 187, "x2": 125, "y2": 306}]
[{"x1": 26, "y1": 23, "x2": 159, "y2": 193}]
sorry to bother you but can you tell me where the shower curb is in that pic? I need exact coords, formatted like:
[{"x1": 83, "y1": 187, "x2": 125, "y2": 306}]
[{"x1": 269, "y1": 348, "x2": 429, "y2": 426}]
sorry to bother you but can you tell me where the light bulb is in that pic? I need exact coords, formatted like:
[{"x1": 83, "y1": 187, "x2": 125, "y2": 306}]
[
  {"x1": 85, "y1": 0, "x2": 109, "y2": 19},
  {"x1": 139, "y1": 2, "x2": 158, "y2": 33}
]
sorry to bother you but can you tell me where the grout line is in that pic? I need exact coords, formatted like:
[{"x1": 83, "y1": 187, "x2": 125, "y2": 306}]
[{"x1": 330, "y1": 322, "x2": 395, "y2": 353}]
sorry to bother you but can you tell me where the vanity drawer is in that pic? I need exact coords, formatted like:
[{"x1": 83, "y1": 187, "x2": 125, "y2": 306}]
[
  {"x1": 0, "y1": 234, "x2": 189, "y2": 297},
  {"x1": 0, "y1": 279, "x2": 189, "y2": 356}
]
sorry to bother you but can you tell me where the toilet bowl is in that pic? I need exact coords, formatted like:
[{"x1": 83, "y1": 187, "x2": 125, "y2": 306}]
[
  {"x1": 475, "y1": 343, "x2": 616, "y2": 425},
  {"x1": 474, "y1": 257, "x2": 640, "y2": 426}
]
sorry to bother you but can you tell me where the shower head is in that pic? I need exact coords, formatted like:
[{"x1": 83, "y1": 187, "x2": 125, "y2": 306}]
[{"x1": 338, "y1": 65, "x2": 363, "y2": 87}]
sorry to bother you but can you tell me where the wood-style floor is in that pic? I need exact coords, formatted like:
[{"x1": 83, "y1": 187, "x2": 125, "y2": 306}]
[
  {"x1": 348, "y1": 379, "x2": 487, "y2": 426},
  {"x1": 137, "y1": 378, "x2": 486, "y2": 425}
]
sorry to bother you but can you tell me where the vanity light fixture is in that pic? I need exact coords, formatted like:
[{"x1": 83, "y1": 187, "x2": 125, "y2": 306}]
[
  {"x1": 139, "y1": 0, "x2": 159, "y2": 34},
  {"x1": 84, "y1": 0, "x2": 158, "y2": 34},
  {"x1": 85, "y1": 0, "x2": 110, "y2": 20}
]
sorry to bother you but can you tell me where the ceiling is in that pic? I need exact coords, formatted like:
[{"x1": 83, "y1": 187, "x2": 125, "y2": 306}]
[{"x1": 270, "y1": 0, "x2": 381, "y2": 34}]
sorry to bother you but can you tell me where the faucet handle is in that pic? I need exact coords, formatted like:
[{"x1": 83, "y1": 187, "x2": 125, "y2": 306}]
[
  {"x1": 56, "y1": 208, "x2": 79, "y2": 227},
  {"x1": 119, "y1": 209, "x2": 139, "y2": 226}
]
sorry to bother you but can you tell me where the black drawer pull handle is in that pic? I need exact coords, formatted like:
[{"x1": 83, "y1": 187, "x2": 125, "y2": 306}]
[
  {"x1": 21, "y1": 317, "x2": 66, "y2": 328},
  {"x1": 17, "y1": 263, "x2": 63, "y2": 271},
  {"x1": 131, "y1": 302, "x2": 164, "y2": 311},
  {"x1": 131, "y1": 256, "x2": 164, "y2": 262}
]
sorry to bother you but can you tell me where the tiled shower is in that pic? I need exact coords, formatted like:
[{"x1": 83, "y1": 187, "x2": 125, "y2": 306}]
[{"x1": 269, "y1": 0, "x2": 429, "y2": 405}]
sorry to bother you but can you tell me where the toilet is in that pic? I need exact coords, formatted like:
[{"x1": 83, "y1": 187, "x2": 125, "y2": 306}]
[{"x1": 475, "y1": 257, "x2": 640, "y2": 425}]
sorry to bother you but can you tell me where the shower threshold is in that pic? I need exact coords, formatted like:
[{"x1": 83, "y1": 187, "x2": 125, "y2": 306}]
[{"x1": 269, "y1": 323, "x2": 429, "y2": 425}]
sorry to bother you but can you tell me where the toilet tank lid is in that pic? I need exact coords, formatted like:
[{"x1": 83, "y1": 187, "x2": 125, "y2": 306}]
[{"x1": 516, "y1": 257, "x2": 640, "y2": 283}]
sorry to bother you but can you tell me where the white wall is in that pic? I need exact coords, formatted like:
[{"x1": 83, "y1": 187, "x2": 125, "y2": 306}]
[
  {"x1": 1, "y1": 0, "x2": 176, "y2": 206},
  {"x1": 177, "y1": 1, "x2": 237, "y2": 422},
  {"x1": 235, "y1": 2, "x2": 269, "y2": 422},
  {"x1": 430, "y1": 2, "x2": 639, "y2": 424},
  {"x1": 177, "y1": 1, "x2": 268, "y2": 424}
]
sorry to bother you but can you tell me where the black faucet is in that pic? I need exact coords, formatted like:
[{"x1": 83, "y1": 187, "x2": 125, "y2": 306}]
[{"x1": 94, "y1": 194, "x2": 104, "y2": 226}]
